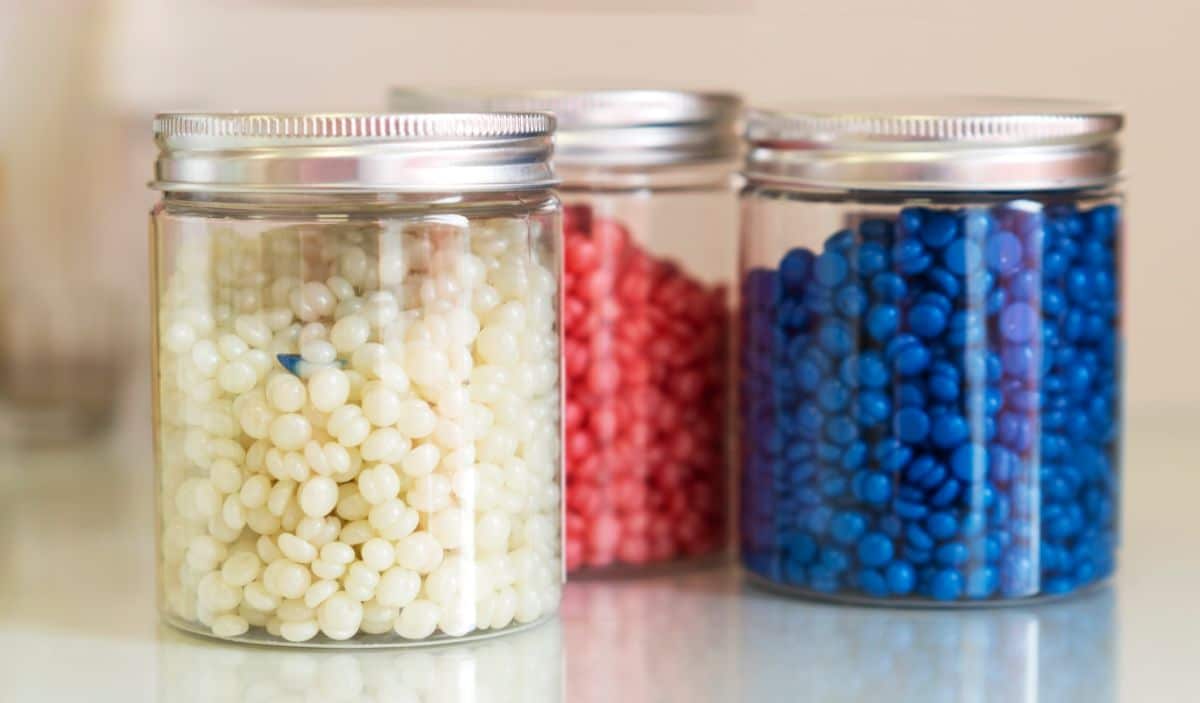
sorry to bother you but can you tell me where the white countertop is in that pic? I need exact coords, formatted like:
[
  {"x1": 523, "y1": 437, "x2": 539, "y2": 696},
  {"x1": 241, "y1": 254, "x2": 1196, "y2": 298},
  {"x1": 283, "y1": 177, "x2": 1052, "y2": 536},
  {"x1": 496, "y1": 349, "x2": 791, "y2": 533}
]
[{"x1": 1, "y1": 408, "x2": 1197, "y2": 702}]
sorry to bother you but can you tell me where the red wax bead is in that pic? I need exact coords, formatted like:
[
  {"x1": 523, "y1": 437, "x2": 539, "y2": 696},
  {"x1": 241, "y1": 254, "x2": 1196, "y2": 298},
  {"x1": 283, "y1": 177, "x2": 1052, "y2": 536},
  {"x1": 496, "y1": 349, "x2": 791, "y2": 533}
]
[
  {"x1": 617, "y1": 538, "x2": 652, "y2": 565},
  {"x1": 590, "y1": 513, "x2": 623, "y2": 552},
  {"x1": 565, "y1": 538, "x2": 585, "y2": 571},
  {"x1": 586, "y1": 359, "x2": 621, "y2": 395},
  {"x1": 565, "y1": 237, "x2": 599, "y2": 274}
]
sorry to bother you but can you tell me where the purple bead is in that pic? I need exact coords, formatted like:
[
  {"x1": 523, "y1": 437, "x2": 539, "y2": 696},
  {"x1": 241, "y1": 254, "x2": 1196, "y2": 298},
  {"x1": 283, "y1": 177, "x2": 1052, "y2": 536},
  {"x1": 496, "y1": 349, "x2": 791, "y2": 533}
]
[{"x1": 1000, "y1": 303, "x2": 1039, "y2": 343}]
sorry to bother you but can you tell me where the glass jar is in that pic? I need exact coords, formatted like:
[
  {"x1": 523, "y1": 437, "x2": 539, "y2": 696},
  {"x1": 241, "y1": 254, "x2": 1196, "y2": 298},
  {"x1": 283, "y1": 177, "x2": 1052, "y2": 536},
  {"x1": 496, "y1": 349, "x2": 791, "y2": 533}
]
[
  {"x1": 393, "y1": 90, "x2": 740, "y2": 574},
  {"x1": 150, "y1": 113, "x2": 564, "y2": 645},
  {"x1": 738, "y1": 99, "x2": 1123, "y2": 603}
]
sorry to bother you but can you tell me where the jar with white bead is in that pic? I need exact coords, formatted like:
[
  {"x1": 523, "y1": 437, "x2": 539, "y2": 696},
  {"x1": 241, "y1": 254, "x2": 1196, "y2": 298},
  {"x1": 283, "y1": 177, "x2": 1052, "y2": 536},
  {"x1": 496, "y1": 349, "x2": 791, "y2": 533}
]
[{"x1": 150, "y1": 113, "x2": 563, "y2": 645}]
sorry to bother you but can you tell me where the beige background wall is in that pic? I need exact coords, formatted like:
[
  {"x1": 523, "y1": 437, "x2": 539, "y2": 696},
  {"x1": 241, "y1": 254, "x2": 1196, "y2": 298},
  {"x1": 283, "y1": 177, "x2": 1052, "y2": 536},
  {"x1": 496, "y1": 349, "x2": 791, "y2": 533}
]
[{"x1": 6, "y1": 0, "x2": 1199, "y2": 411}]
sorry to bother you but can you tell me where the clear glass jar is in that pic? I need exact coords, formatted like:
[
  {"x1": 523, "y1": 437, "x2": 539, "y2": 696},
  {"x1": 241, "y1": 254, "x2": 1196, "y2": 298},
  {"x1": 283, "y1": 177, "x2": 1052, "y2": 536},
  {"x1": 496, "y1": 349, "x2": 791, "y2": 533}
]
[
  {"x1": 150, "y1": 113, "x2": 563, "y2": 645},
  {"x1": 391, "y1": 90, "x2": 740, "y2": 574},
  {"x1": 738, "y1": 100, "x2": 1124, "y2": 603}
]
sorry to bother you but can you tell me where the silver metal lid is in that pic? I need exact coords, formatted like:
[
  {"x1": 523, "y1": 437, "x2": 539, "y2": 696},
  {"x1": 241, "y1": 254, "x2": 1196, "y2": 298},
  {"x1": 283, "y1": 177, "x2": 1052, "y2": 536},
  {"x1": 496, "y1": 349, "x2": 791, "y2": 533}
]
[
  {"x1": 743, "y1": 98, "x2": 1124, "y2": 192},
  {"x1": 151, "y1": 112, "x2": 557, "y2": 193},
  {"x1": 389, "y1": 89, "x2": 741, "y2": 167}
]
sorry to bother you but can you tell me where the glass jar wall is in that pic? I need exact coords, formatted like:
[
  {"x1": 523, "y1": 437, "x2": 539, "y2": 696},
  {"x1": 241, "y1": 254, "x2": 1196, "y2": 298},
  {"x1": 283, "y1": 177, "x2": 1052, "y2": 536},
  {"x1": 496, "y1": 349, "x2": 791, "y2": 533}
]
[
  {"x1": 151, "y1": 113, "x2": 563, "y2": 645},
  {"x1": 391, "y1": 90, "x2": 740, "y2": 574},
  {"x1": 737, "y1": 100, "x2": 1124, "y2": 604}
]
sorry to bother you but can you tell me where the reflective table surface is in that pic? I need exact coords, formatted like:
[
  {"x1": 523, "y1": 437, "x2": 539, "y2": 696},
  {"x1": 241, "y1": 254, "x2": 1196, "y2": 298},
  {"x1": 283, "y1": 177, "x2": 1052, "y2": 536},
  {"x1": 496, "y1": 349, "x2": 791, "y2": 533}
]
[{"x1": 1, "y1": 409, "x2": 1196, "y2": 702}]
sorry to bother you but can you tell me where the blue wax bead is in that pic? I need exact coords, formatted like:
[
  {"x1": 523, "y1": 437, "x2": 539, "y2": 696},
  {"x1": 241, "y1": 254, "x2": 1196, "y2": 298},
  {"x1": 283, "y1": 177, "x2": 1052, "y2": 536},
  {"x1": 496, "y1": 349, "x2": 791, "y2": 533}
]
[
  {"x1": 856, "y1": 391, "x2": 891, "y2": 427},
  {"x1": 909, "y1": 303, "x2": 948, "y2": 338},
  {"x1": 1044, "y1": 248, "x2": 1069, "y2": 278},
  {"x1": 906, "y1": 524, "x2": 935, "y2": 551},
  {"x1": 871, "y1": 273, "x2": 908, "y2": 302},
  {"x1": 1009, "y1": 270, "x2": 1039, "y2": 301},
  {"x1": 986, "y1": 230, "x2": 1023, "y2": 275},
  {"x1": 886, "y1": 561, "x2": 917, "y2": 595},
  {"x1": 894, "y1": 407, "x2": 930, "y2": 443},
  {"x1": 794, "y1": 359, "x2": 822, "y2": 392},
  {"x1": 1067, "y1": 267, "x2": 1092, "y2": 304},
  {"x1": 817, "y1": 379, "x2": 850, "y2": 412},
  {"x1": 856, "y1": 241, "x2": 890, "y2": 275},
  {"x1": 1089, "y1": 204, "x2": 1119, "y2": 240},
  {"x1": 929, "y1": 479, "x2": 961, "y2": 507},
  {"x1": 1001, "y1": 554, "x2": 1035, "y2": 597},
  {"x1": 857, "y1": 472, "x2": 892, "y2": 504},
  {"x1": 935, "y1": 542, "x2": 969, "y2": 566},
  {"x1": 987, "y1": 286, "x2": 1007, "y2": 316},
  {"x1": 874, "y1": 438, "x2": 913, "y2": 472},
  {"x1": 929, "y1": 373, "x2": 960, "y2": 403},
  {"x1": 944, "y1": 237, "x2": 983, "y2": 276},
  {"x1": 930, "y1": 414, "x2": 969, "y2": 449},
  {"x1": 899, "y1": 207, "x2": 925, "y2": 235},
  {"x1": 820, "y1": 476, "x2": 848, "y2": 501},
  {"x1": 927, "y1": 511, "x2": 958, "y2": 540},
  {"x1": 825, "y1": 229, "x2": 856, "y2": 253},
  {"x1": 858, "y1": 569, "x2": 890, "y2": 597},
  {"x1": 825, "y1": 417, "x2": 859, "y2": 445},
  {"x1": 814, "y1": 250, "x2": 849, "y2": 287},
  {"x1": 859, "y1": 218, "x2": 894, "y2": 241},
  {"x1": 830, "y1": 511, "x2": 868, "y2": 545},
  {"x1": 961, "y1": 512, "x2": 985, "y2": 537},
  {"x1": 820, "y1": 546, "x2": 850, "y2": 573},
  {"x1": 931, "y1": 570, "x2": 964, "y2": 601},
  {"x1": 785, "y1": 532, "x2": 818, "y2": 563},
  {"x1": 816, "y1": 441, "x2": 843, "y2": 462},
  {"x1": 818, "y1": 320, "x2": 855, "y2": 357},
  {"x1": 903, "y1": 454, "x2": 938, "y2": 484},
  {"x1": 866, "y1": 304, "x2": 900, "y2": 342},
  {"x1": 842, "y1": 441, "x2": 868, "y2": 470},
  {"x1": 966, "y1": 567, "x2": 999, "y2": 598},
  {"x1": 920, "y1": 212, "x2": 959, "y2": 248},
  {"x1": 805, "y1": 506, "x2": 834, "y2": 535},
  {"x1": 857, "y1": 533, "x2": 895, "y2": 567},
  {"x1": 891, "y1": 341, "x2": 931, "y2": 376},
  {"x1": 948, "y1": 310, "x2": 986, "y2": 347},
  {"x1": 835, "y1": 286, "x2": 870, "y2": 317},
  {"x1": 1000, "y1": 303, "x2": 1039, "y2": 344},
  {"x1": 838, "y1": 355, "x2": 861, "y2": 388},
  {"x1": 897, "y1": 382, "x2": 925, "y2": 408},
  {"x1": 951, "y1": 443, "x2": 987, "y2": 482},
  {"x1": 779, "y1": 248, "x2": 815, "y2": 293},
  {"x1": 925, "y1": 267, "x2": 960, "y2": 299},
  {"x1": 906, "y1": 547, "x2": 933, "y2": 565},
  {"x1": 782, "y1": 560, "x2": 807, "y2": 585},
  {"x1": 986, "y1": 352, "x2": 1003, "y2": 383},
  {"x1": 808, "y1": 566, "x2": 839, "y2": 592},
  {"x1": 893, "y1": 238, "x2": 932, "y2": 274},
  {"x1": 857, "y1": 351, "x2": 889, "y2": 388},
  {"x1": 963, "y1": 209, "x2": 994, "y2": 239},
  {"x1": 805, "y1": 288, "x2": 836, "y2": 316}
]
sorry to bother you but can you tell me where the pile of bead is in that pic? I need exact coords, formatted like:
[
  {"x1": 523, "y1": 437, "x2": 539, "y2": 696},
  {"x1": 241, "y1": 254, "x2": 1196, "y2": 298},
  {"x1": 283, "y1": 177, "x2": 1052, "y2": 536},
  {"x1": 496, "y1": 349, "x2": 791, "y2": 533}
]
[
  {"x1": 739, "y1": 201, "x2": 1120, "y2": 602},
  {"x1": 562, "y1": 204, "x2": 728, "y2": 571},
  {"x1": 157, "y1": 217, "x2": 562, "y2": 643}
]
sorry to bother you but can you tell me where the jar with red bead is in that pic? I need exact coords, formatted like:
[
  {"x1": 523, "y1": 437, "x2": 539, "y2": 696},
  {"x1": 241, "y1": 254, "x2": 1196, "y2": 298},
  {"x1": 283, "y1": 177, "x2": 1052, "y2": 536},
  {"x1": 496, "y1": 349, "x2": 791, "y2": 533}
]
[{"x1": 393, "y1": 89, "x2": 741, "y2": 573}]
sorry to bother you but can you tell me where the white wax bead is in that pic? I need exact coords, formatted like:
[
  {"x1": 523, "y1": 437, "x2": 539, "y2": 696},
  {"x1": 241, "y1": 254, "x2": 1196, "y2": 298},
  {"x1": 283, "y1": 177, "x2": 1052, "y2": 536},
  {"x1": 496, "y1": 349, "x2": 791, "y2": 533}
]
[
  {"x1": 429, "y1": 508, "x2": 466, "y2": 550},
  {"x1": 351, "y1": 343, "x2": 387, "y2": 376},
  {"x1": 361, "y1": 538, "x2": 396, "y2": 572},
  {"x1": 257, "y1": 534, "x2": 283, "y2": 563},
  {"x1": 312, "y1": 559, "x2": 346, "y2": 581},
  {"x1": 221, "y1": 552, "x2": 262, "y2": 587},
  {"x1": 211, "y1": 614, "x2": 250, "y2": 638},
  {"x1": 238, "y1": 603, "x2": 269, "y2": 628},
  {"x1": 299, "y1": 476, "x2": 339, "y2": 517},
  {"x1": 266, "y1": 374, "x2": 307, "y2": 413},
  {"x1": 243, "y1": 581, "x2": 278, "y2": 613},
  {"x1": 357, "y1": 464, "x2": 401, "y2": 505},
  {"x1": 280, "y1": 620, "x2": 320, "y2": 643},
  {"x1": 235, "y1": 315, "x2": 272, "y2": 348},
  {"x1": 246, "y1": 507, "x2": 282, "y2": 535},
  {"x1": 395, "y1": 532, "x2": 444, "y2": 574},
  {"x1": 267, "y1": 479, "x2": 296, "y2": 517},
  {"x1": 441, "y1": 446, "x2": 476, "y2": 474},
  {"x1": 209, "y1": 459, "x2": 243, "y2": 494},
  {"x1": 363, "y1": 292, "x2": 400, "y2": 328},
  {"x1": 181, "y1": 478, "x2": 221, "y2": 521},
  {"x1": 331, "y1": 315, "x2": 371, "y2": 353},
  {"x1": 376, "y1": 566, "x2": 422, "y2": 609},
  {"x1": 406, "y1": 474, "x2": 451, "y2": 513},
  {"x1": 218, "y1": 361, "x2": 257, "y2": 395},
  {"x1": 305, "y1": 368, "x2": 349, "y2": 414},
  {"x1": 295, "y1": 515, "x2": 325, "y2": 543},
  {"x1": 278, "y1": 533, "x2": 318, "y2": 563},
  {"x1": 339, "y1": 248, "x2": 369, "y2": 285},
  {"x1": 314, "y1": 516, "x2": 342, "y2": 546},
  {"x1": 335, "y1": 415, "x2": 371, "y2": 448},
  {"x1": 432, "y1": 418, "x2": 469, "y2": 450},
  {"x1": 405, "y1": 342, "x2": 449, "y2": 388},
  {"x1": 395, "y1": 400, "x2": 436, "y2": 439},
  {"x1": 270, "y1": 414, "x2": 312, "y2": 451},
  {"x1": 445, "y1": 308, "x2": 481, "y2": 348},
  {"x1": 361, "y1": 428, "x2": 409, "y2": 464},
  {"x1": 451, "y1": 466, "x2": 477, "y2": 502},
  {"x1": 515, "y1": 587, "x2": 542, "y2": 624},
  {"x1": 304, "y1": 579, "x2": 340, "y2": 609},
  {"x1": 218, "y1": 334, "x2": 250, "y2": 361},
  {"x1": 439, "y1": 604, "x2": 475, "y2": 638},
  {"x1": 486, "y1": 301, "x2": 526, "y2": 330},
  {"x1": 335, "y1": 297, "x2": 365, "y2": 319},
  {"x1": 191, "y1": 340, "x2": 222, "y2": 376},
  {"x1": 222, "y1": 495, "x2": 246, "y2": 530},
  {"x1": 472, "y1": 285, "x2": 501, "y2": 316},
  {"x1": 318, "y1": 592, "x2": 364, "y2": 640},
  {"x1": 423, "y1": 557, "x2": 464, "y2": 607},
  {"x1": 164, "y1": 321, "x2": 197, "y2": 354},
  {"x1": 435, "y1": 385, "x2": 470, "y2": 420},
  {"x1": 198, "y1": 571, "x2": 242, "y2": 612},
  {"x1": 478, "y1": 429, "x2": 518, "y2": 463},
  {"x1": 361, "y1": 384, "x2": 402, "y2": 427},
  {"x1": 266, "y1": 617, "x2": 283, "y2": 638},
  {"x1": 327, "y1": 276, "x2": 355, "y2": 301},
  {"x1": 297, "y1": 322, "x2": 328, "y2": 347},
  {"x1": 320, "y1": 541, "x2": 355, "y2": 566},
  {"x1": 202, "y1": 410, "x2": 238, "y2": 439},
  {"x1": 238, "y1": 398, "x2": 275, "y2": 440},
  {"x1": 301, "y1": 340, "x2": 338, "y2": 366},
  {"x1": 301, "y1": 281, "x2": 337, "y2": 320},
  {"x1": 208, "y1": 512, "x2": 243, "y2": 543},
  {"x1": 265, "y1": 560, "x2": 311, "y2": 600},
  {"x1": 395, "y1": 600, "x2": 441, "y2": 640},
  {"x1": 490, "y1": 588, "x2": 517, "y2": 630},
  {"x1": 240, "y1": 475, "x2": 271, "y2": 509},
  {"x1": 339, "y1": 520, "x2": 374, "y2": 546},
  {"x1": 263, "y1": 307, "x2": 294, "y2": 331},
  {"x1": 476, "y1": 511, "x2": 512, "y2": 554},
  {"x1": 344, "y1": 563, "x2": 381, "y2": 602},
  {"x1": 187, "y1": 535, "x2": 227, "y2": 571},
  {"x1": 277, "y1": 599, "x2": 315, "y2": 622},
  {"x1": 241, "y1": 349, "x2": 273, "y2": 378}
]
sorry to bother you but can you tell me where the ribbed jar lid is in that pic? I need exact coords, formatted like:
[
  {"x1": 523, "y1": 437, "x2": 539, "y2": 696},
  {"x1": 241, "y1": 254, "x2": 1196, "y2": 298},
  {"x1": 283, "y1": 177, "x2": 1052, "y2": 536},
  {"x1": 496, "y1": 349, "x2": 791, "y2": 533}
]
[
  {"x1": 743, "y1": 97, "x2": 1124, "y2": 192},
  {"x1": 151, "y1": 112, "x2": 557, "y2": 193},
  {"x1": 389, "y1": 89, "x2": 741, "y2": 167}
]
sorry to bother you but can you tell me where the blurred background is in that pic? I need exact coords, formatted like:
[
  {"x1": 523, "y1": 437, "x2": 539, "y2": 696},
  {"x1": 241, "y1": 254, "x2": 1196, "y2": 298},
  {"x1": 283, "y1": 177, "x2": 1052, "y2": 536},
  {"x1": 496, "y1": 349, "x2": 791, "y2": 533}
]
[{"x1": 1, "y1": 0, "x2": 1197, "y2": 445}]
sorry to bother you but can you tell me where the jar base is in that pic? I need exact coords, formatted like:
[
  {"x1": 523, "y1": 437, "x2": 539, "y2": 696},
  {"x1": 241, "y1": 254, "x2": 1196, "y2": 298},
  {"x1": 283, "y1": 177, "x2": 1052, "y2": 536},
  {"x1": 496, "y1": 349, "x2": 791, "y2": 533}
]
[
  {"x1": 742, "y1": 570, "x2": 1113, "y2": 609},
  {"x1": 570, "y1": 551, "x2": 731, "y2": 580},
  {"x1": 161, "y1": 611, "x2": 559, "y2": 649}
]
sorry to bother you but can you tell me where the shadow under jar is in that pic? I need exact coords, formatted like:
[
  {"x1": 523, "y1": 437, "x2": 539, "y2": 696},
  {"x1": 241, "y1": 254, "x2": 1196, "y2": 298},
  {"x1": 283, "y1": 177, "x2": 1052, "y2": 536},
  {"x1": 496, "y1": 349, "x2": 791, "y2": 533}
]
[
  {"x1": 392, "y1": 90, "x2": 740, "y2": 574},
  {"x1": 150, "y1": 113, "x2": 563, "y2": 645},
  {"x1": 738, "y1": 99, "x2": 1124, "y2": 604}
]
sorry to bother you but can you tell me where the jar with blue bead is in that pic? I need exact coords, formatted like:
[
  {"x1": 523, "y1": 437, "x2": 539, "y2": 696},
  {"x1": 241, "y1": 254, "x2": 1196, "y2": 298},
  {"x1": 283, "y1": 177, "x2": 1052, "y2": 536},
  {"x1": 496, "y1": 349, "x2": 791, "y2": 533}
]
[{"x1": 738, "y1": 99, "x2": 1123, "y2": 604}]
